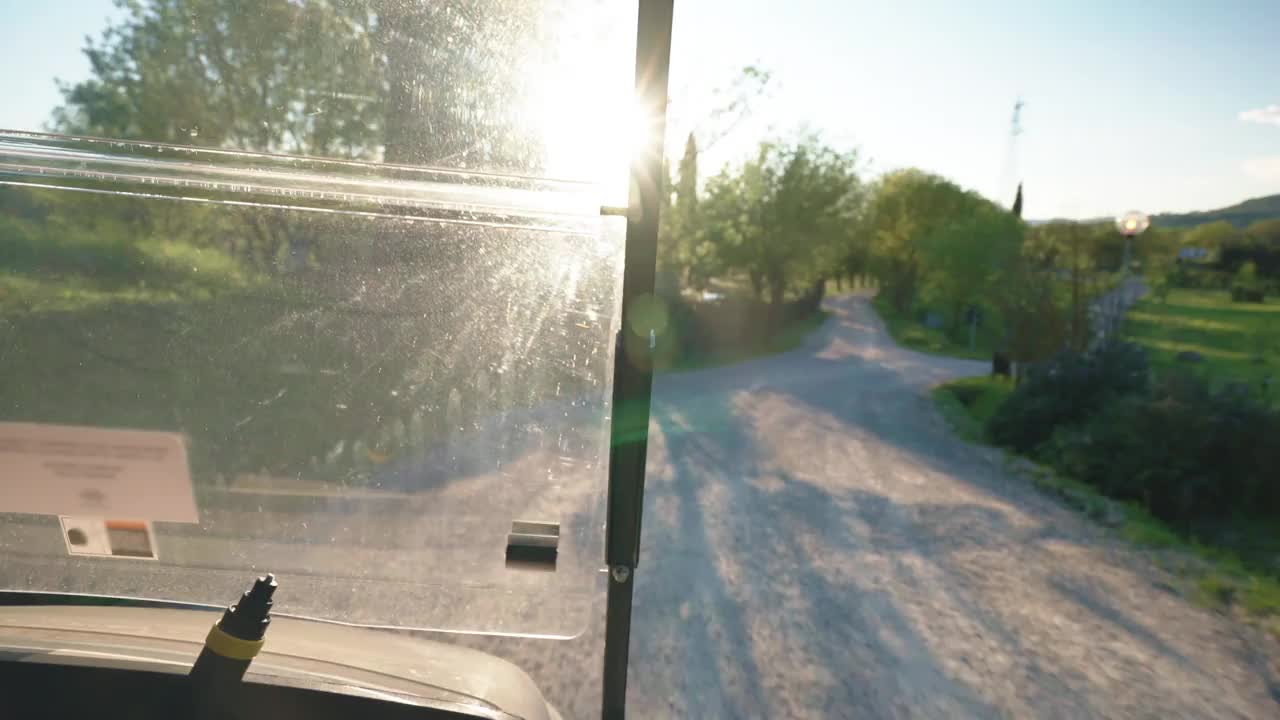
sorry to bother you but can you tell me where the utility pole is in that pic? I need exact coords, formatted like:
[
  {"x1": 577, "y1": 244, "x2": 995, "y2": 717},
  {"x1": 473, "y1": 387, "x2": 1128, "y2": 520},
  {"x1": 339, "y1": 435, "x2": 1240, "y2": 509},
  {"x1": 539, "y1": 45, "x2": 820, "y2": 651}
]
[{"x1": 995, "y1": 98, "x2": 1025, "y2": 378}]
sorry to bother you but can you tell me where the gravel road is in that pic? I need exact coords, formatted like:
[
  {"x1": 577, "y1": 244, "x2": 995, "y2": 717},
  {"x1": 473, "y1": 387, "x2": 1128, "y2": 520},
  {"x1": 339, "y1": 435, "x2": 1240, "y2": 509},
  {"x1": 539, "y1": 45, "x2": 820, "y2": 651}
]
[{"x1": 464, "y1": 292, "x2": 1280, "y2": 719}]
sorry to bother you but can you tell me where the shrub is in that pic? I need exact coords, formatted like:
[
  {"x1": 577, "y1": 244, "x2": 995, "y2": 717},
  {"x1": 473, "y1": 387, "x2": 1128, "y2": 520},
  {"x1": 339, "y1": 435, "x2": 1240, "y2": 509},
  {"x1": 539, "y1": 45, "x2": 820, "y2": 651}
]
[
  {"x1": 1152, "y1": 276, "x2": 1172, "y2": 304},
  {"x1": 1169, "y1": 265, "x2": 1230, "y2": 290},
  {"x1": 1028, "y1": 369, "x2": 1280, "y2": 528},
  {"x1": 1231, "y1": 285, "x2": 1266, "y2": 303},
  {"x1": 1230, "y1": 261, "x2": 1266, "y2": 302},
  {"x1": 987, "y1": 341, "x2": 1149, "y2": 452}
]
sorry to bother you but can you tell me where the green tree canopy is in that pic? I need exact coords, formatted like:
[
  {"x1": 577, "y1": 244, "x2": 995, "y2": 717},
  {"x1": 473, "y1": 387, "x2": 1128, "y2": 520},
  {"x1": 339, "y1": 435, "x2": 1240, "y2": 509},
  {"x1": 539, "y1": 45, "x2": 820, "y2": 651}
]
[
  {"x1": 52, "y1": 0, "x2": 541, "y2": 170},
  {"x1": 699, "y1": 135, "x2": 862, "y2": 309},
  {"x1": 1185, "y1": 220, "x2": 1238, "y2": 255},
  {"x1": 53, "y1": 0, "x2": 384, "y2": 157},
  {"x1": 865, "y1": 169, "x2": 985, "y2": 311},
  {"x1": 918, "y1": 200, "x2": 1023, "y2": 334}
]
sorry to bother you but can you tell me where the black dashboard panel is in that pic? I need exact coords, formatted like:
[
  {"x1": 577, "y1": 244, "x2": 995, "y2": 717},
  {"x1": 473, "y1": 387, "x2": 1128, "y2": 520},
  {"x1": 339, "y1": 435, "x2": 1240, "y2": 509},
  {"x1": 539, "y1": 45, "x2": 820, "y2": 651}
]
[{"x1": 0, "y1": 658, "x2": 516, "y2": 720}]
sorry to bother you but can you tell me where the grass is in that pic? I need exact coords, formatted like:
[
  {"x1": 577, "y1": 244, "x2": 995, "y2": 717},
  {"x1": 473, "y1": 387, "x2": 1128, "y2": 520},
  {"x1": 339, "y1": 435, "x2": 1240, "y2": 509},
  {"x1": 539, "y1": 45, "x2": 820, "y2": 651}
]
[
  {"x1": 872, "y1": 292, "x2": 994, "y2": 361},
  {"x1": 934, "y1": 375, "x2": 1280, "y2": 635},
  {"x1": 665, "y1": 309, "x2": 831, "y2": 372},
  {"x1": 930, "y1": 376, "x2": 1012, "y2": 442},
  {"x1": 1124, "y1": 287, "x2": 1280, "y2": 399}
]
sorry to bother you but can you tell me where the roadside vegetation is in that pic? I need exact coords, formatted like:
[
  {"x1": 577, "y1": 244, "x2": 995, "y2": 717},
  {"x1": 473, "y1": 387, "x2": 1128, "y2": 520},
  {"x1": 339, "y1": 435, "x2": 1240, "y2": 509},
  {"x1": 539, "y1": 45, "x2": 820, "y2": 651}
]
[
  {"x1": 4, "y1": 0, "x2": 1280, "y2": 564},
  {"x1": 927, "y1": 215, "x2": 1280, "y2": 632},
  {"x1": 930, "y1": 376, "x2": 1012, "y2": 442},
  {"x1": 935, "y1": 341, "x2": 1280, "y2": 633},
  {"x1": 874, "y1": 293, "x2": 997, "y2": 360}
]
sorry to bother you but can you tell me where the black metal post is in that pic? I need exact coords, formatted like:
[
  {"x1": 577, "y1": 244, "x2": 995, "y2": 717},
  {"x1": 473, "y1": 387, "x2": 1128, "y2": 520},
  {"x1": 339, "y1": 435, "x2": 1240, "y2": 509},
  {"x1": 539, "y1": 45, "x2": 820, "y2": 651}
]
[{"x1": 601, "y1": 1, "x2": 674, "y2": 719}]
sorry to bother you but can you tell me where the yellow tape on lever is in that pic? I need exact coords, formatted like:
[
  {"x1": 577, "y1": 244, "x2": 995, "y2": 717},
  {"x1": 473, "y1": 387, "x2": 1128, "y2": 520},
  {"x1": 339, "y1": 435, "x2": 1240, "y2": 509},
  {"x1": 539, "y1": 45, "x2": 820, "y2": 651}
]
[{"x1": 203, "y1": 623, "x2": 265, "y2": 661}]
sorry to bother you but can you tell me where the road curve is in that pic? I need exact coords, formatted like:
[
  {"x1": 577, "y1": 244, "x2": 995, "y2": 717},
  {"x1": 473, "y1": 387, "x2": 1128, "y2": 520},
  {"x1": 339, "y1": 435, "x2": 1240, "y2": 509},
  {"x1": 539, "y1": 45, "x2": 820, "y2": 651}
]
[{"x1": 467, "y1": 292, "x2": 1280, "y2": 719}]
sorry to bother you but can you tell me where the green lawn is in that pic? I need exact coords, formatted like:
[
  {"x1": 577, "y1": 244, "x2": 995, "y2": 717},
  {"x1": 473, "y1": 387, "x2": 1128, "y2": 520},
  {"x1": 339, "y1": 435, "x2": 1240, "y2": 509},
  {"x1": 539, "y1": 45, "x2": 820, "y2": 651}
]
[
  {"x1": 872, "y1": 292, "x2": 996, "y2": 361},
  {"x1": 1125, "y1": 288, "x2": 1280, "y2": 398}
]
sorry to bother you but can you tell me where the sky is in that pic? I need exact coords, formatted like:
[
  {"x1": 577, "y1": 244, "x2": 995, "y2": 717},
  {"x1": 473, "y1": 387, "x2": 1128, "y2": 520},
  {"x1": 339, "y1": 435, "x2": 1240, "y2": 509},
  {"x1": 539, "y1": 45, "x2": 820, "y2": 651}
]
[
  {"x1": 665, "y1": 0, "x2": 1280, "y2": 219},
  {"x1": 1, "y1": 0, "x2": 1277, "y2": 220}
]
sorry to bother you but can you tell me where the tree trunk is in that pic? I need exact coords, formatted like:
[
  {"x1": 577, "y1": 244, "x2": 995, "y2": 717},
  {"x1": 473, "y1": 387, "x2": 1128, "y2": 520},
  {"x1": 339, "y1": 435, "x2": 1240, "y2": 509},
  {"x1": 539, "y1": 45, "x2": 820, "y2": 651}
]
[
  {"x1": 748, "y1": 270, "x2": 764, "y2": 300},
  {"x1": 764, "y1": 267, "x2": 786, "y2": 334},
  {"x1": 892, "y1": 281, "x2": 912, "y2": 313}
]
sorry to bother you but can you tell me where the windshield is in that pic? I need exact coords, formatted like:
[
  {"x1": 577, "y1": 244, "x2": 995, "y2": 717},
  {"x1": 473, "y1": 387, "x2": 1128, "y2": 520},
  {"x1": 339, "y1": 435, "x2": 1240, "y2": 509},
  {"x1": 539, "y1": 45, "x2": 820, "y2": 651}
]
[{"x1": 0, "y1": 0, "x2": 639, "y2": 638}]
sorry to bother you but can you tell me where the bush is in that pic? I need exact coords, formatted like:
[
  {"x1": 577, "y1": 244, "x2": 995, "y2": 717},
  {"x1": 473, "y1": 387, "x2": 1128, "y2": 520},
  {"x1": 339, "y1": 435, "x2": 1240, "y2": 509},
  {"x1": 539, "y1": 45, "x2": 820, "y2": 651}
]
[
  {"x1": 1231, "y1": 285, "x2": 1265, "y2": 303},
  {"x1": 1230, "y1": 261, "x2": 1266, "y2": 302},
  {"x1": 1169, "y1": 264, "x2": 1230, "y2": 290},
  {"x1": 659, "y1": 284, "x2": 827, "y2": 366},
  {"x1": 987, "y1": 341, "x2": 1149, "y2": 452},
  {"x1": 1022, "y1": 368, "x2": 1280, "y2": 529}
]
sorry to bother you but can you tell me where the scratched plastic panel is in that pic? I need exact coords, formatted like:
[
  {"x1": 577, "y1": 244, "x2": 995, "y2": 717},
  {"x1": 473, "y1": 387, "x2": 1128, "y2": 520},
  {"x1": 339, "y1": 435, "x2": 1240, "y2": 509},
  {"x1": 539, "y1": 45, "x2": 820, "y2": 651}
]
[{"x1": 0, "y1": 0, "x2": 637, "y2": 638}]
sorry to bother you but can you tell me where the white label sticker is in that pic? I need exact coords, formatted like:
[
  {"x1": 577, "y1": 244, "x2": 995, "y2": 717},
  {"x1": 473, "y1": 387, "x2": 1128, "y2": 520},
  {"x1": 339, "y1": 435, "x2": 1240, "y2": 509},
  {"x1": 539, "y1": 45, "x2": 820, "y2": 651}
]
[
  {"x1": 59, "y1": 516, "x2": 159, "y2": 560},
  {"x1": 0, "y1": 423, "x2": 198, "y2": 523}
]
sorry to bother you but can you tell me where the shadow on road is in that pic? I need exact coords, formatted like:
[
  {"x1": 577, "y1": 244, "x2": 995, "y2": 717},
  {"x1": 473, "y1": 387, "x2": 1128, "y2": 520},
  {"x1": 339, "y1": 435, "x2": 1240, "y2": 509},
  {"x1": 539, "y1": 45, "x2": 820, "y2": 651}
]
[
  {"x1": 634, "y1": 392, "x2": 1003, "y2": 717},
  {"x1": 624, "y1": 295, "x2": 1257, "y2": 717}
]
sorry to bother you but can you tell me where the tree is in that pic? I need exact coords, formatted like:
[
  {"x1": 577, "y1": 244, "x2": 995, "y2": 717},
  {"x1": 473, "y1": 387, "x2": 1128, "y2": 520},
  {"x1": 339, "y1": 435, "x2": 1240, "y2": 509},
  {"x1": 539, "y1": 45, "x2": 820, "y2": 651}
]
[
  {"x1": 53, "y1": 0, "x2": 384, "y2": 157},
  {"x1": 1135, "y1": 226, "x2": 1183, "y2": 277},
  {"x1": 1185, "y1": 220, "x2": 1237, "y2": 258},
  {"x1": 658, "y1": 65, "x2": 774, "y2": 289},
  {"x1": 665, "y1": 132, "x2": 715, "y2": 287},
  {"x1": 48, "y1": 0, "x2": 545, "y2": 271},
  {"x1": 700, "y1": 135, "x2": 862, "y2": 315},
  {"x1": 376, "y1": 0, "x2": 543, "y2": 170},
  {"x1": 675, "y1": 133, "x2": 700, "y2": 228},
  {"x1": 918, "y1": 202, "x2": 1023, "y2": 338},
  {"x1": 1026, "y1": 222, "x2": 1106, "y2": 351},
  {"x1": 30, "y1": 0, "x2": 564, "y2": 468},
  {"x1": 54, "y1": 0, "x2": 541, "y2": 169},
  {"x1": 865, "y1": 169, "x2": 983, "y2": 312}
]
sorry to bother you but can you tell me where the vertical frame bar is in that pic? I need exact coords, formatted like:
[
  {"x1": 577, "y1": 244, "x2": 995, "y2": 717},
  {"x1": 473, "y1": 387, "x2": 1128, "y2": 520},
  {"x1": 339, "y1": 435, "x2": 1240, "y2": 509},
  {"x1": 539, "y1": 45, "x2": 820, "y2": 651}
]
[{"x1": 601, "y1": 1, "x2": 674, "y2": 718}]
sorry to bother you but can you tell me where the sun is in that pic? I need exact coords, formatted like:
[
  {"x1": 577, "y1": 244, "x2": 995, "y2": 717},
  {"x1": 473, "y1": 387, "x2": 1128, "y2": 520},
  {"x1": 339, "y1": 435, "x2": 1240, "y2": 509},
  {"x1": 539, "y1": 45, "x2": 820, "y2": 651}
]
[{"x1": 536, "y1": 87, "x2": 654, "y2": 206}]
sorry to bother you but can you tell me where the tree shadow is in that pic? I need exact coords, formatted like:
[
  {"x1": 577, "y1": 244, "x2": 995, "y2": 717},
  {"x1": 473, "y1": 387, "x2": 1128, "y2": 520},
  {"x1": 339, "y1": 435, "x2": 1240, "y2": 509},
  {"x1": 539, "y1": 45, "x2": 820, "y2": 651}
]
[
  {"x1": 1047, "y1": 575, "x2": 1192, "y2": 668},
  {"x1": 629, "y1": 295, "x2": 1264, "y2": 715},
  {"x1": 631, "y1": 391, "x2": 1004, "y2": 717}
]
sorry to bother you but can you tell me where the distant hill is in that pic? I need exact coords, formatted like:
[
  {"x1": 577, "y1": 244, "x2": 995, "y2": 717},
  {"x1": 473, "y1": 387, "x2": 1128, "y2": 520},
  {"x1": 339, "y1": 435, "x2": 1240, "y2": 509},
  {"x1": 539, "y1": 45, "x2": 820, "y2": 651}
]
[{"x1": 1152, "y1": 194, "x2": 1280, "y2": 229}]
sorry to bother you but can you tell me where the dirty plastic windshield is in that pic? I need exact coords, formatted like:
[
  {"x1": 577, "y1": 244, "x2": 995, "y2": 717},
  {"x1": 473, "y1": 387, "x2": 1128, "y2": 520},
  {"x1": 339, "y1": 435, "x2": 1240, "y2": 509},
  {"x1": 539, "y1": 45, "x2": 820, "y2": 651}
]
[{"x1": 0, "y1": 0, "x2": 639, "y2": 638}]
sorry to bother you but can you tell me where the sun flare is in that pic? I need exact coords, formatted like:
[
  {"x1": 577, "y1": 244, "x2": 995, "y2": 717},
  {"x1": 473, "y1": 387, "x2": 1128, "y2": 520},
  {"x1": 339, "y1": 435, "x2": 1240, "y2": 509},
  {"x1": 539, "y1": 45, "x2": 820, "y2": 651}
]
[{"x1": 538, "y1": 91, "x2": 653, "y2": 204}]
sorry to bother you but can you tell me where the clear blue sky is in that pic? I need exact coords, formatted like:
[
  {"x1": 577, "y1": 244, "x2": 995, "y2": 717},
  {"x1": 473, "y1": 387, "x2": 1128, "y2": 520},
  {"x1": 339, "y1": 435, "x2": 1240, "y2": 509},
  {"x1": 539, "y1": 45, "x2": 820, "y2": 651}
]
[
  {"x1": 2, "y1": 0, "x2": 1277, "y2": 220},
  {"x1": 0, "y1": 1, "x2": 123, "y2": 133},
  {"x1": 667, "y1": 0, "x2": 1280, "y2": 219}
]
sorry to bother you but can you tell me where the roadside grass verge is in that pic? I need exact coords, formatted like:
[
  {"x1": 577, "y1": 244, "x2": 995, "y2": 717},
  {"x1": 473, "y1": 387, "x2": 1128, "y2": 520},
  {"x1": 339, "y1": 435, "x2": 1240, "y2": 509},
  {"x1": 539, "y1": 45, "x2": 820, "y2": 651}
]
[
  {"x1": 872, "y1": 292, "x2": 993, "y2": 361},
  {"x1": 930, "y1": 376, "x2": 1012, "y2": 443},
  {"x1": 934, "y1": 376, "x2": 1280, "y2": 636}
]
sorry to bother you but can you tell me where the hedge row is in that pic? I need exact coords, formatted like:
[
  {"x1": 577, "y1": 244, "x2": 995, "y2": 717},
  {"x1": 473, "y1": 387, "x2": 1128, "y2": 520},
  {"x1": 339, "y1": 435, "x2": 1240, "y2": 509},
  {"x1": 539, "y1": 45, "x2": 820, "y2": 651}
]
[{"x1": 988, "y1": 343, "x2": 1280, "y2": 529}]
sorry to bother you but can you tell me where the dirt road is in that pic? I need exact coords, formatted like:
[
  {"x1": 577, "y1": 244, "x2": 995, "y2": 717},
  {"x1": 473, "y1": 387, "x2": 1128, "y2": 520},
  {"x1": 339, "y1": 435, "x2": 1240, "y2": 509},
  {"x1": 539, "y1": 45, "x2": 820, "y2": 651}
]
[{"x1": 469, "y1": 293, "x2": 1280, "y2": 718}]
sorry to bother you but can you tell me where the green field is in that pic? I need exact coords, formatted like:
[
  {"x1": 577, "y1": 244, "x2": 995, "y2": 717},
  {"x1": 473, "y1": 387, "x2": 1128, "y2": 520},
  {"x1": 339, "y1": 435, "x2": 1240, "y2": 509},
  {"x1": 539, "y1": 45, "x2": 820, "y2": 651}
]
[{"x1": 1125, "y1": 288, "x2": 1280, "y2": 398}]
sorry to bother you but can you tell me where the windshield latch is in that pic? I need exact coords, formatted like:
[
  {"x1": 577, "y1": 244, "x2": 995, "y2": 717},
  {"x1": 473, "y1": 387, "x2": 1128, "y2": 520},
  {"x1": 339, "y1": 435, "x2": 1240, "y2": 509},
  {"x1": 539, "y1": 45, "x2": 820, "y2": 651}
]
[{"x1": 505, "y1": 520, "x2": 559, "y2": 570}]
